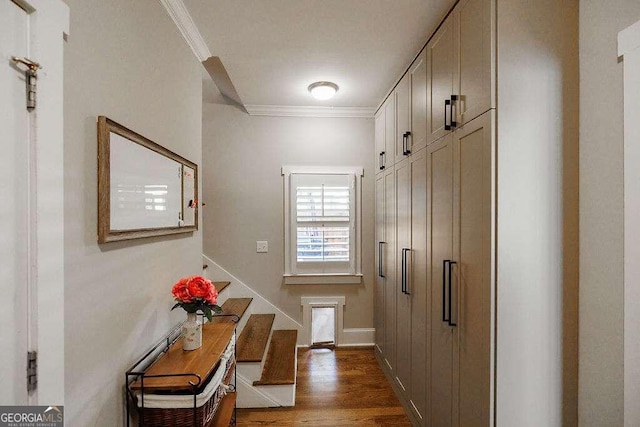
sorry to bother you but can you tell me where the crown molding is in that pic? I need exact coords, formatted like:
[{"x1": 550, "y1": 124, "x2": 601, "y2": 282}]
[
  {"x1": 160, "y1": 0, "x2": 211, "y2": 62},
  {"x1": 244, "y1": 105, "x2": 375, "y2": 118}
]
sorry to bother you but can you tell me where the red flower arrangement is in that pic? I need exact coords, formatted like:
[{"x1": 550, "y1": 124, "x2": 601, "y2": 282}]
[{"x1": 171, "y1": 276, "x2": 222, "y2": 321}]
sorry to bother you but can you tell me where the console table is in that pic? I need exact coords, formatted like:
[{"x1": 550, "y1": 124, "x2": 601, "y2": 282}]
[{"x1": 126, "y1": 320, "x2": 237, "y2": 426}]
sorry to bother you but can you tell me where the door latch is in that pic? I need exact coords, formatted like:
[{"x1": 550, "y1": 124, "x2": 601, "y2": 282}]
[{"x1": 11, "y1": 56, "x2": 42, "y2": 111}]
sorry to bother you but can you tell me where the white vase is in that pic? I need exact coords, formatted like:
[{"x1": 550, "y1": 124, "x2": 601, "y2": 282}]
[{"x1": 182, "y1": 312, "x2": 202, "y2": 351}]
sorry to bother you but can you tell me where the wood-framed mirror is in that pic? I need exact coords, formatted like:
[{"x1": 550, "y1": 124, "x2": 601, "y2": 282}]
[{"x1": 97, "y1": 116, "x2": 198, "y2": 243}]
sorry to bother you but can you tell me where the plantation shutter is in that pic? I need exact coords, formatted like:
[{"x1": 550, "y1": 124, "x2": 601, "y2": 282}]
[{"x1": 290, "y1": 173, "x2": 355, "y2": 274}]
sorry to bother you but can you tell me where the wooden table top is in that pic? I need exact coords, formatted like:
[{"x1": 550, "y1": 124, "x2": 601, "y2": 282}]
[{"x1": 130, "y1": 322, "x2": 235, "y2": 392}]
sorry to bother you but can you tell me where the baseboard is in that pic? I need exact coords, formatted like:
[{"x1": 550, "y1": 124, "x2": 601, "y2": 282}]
[{"x1": 339, "y1": 328, "x2": 375, "y2": 347}]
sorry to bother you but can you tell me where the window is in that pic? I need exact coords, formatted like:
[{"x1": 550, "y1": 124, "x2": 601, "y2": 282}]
[{"x1": 283, "y1": 166, "x2": 363, "y2": 284}]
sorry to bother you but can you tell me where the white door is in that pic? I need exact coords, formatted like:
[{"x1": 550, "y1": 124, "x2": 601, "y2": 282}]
[{"x1": 0, "y1": 0, "x2": 31, "y2": 405}]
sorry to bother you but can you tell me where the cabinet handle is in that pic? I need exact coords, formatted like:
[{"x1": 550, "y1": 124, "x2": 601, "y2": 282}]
[
  {"x1": 442, "y1": 260, "x2": 449, "y2": 322},
  {"x1": 401, "y1": 248, "x2": 406, "y2": 294},
  {"x1": 450, "y1": 95, "x2": 458, "y2": 129},
  {"x1": 403, "y1": 248, "x2": 411, "y2": 295},
  {"x1": 402, "y1": 133, "x2": 407, "y2": 156},
  {"x1": 406, "y1": 132, "x2": 411, "y2": 155},
  {"x1": 403, "y1": 132, "x2": 412, "y2": 155},
  {"x1": 378, "y1": 242, "x2": 385, "y2": 277},
  {"x1": 379, "y1": 152, "x2": 385, "y2": 170},
  {"x1": 444, "y1": 99, "x2": 451, "y2": 131},
  {"x1": 448, "y1": 260, "x2": 457, "y2": 327}
]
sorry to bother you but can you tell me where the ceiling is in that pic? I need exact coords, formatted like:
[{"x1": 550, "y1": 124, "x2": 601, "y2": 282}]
[{"x1": 183, "y1": 0, "x2": 456, "y2": 109}]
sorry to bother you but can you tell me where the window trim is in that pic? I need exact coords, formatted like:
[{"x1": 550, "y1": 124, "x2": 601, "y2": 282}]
[{"x1": 282, "y1": 166, "x2": 363, "y2": 284}]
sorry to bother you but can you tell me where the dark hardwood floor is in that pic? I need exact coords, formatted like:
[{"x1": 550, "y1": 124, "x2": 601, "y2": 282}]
[{"x1": 236, "y1": 347, "x2": 412, "y2": 426}]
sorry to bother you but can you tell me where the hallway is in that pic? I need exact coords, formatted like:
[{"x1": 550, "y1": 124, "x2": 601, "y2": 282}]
[{"x1": 237, "y1": 348, "x2": 411, "y2": 426}]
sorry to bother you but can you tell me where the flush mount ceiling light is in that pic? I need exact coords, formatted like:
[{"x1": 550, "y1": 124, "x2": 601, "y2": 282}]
[{"x1": 308, "y1": 81, "x2": 339, "y2": 100}]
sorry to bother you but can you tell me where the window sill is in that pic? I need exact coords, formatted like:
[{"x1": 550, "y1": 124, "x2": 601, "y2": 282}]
[{"x1": 283, "y1": 274, "x2": 363, "y2": 285}]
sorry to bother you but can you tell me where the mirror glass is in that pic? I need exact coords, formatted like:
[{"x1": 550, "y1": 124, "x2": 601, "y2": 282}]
[{"x1": 98, "y1": 117, "x2": 198, "y2": 243}]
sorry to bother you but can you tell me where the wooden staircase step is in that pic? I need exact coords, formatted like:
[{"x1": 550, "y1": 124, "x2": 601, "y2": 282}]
[
  {"x1": 237, "y1": 314, "x2": 276, "y2": 362},
  {"x1": 253, "y1": 330, "x2": 298, "y2": 386},
  {"x1": 213, "y1": 281, "x2": 230, "y2": 294},
  {"x1": 213, "y1": 297, "x2": 252, "y2": 323}
]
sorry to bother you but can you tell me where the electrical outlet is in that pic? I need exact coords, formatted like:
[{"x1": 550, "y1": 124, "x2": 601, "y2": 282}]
[{"x1": 256, "y1": 240, "x2": 268, "y2": 253}]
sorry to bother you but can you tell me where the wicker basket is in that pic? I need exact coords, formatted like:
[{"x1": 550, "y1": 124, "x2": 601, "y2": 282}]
[
  {"x1": 136, "y1": 357, "x2": 236, "y2": 426},
  {"x1": 138, "y1": 384, "x2": 224, "y2": 427}
]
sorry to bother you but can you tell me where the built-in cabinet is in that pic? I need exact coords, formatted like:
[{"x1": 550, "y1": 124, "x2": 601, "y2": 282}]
[
  {"x1": 410, "y1": 51, "x2": 428, "y2": 154},
  {"x1": 375, "y1": 166, "x2": 396, "y2": 373},
  {"x1": 374, "y1": 47, "x2": 431, "y2": 423},
  {"x1": 375, "y1": 96, "x2": 396, "y2": 173},
  {"x1": 374, "y1": 0, "x2": 494, "y2": 424},
  {"x1": 395, "y1": 147, "x2": 428, "y2": 420},
  {"x1": 376, "y1": 0, "x2": 577, "y2": 425},
  {"x1": 396, "y1": 74, "x2": 411, "y2": 160},
  {"x1": 426, "y1": 0, "x2": 493, "y2": 145},
  {"x1": 426, "y1": 111, "x2": 493, "y2": 426},
  {"x1": 376, "y1": 49, "x2": 428, "y2": 174}
]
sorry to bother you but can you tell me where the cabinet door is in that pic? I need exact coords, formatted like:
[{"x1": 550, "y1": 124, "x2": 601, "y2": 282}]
[
  {"x1": 456, "y1": 0, "x2": 493, "y2": 125},
  {"x1": 385, "y1": 96, "x2": 396, "y2": 168},
  {"x1": 383, "y1": 167, "x2": 397, "y2": 372},
  {"x1": 409, "y1": 148, "x2": 428, "y2": 422},
  {"x1": 375, "y1": 175, "x2": 386, "y2": 354},
  {"x1": 452, "y1": 111, "x2": 493, "y2": 427},
  {"x1": 411, "y1": 49, "x2": 428, "y2": 154},
  {"x1": 395, "y1": 158, "x2": 412, "y2": 393},
  {"x1": 427, "y1": 134, "x2": 455, "y2": 427},
  {"x1": 375, "y1": 108, "x2": 386, "y2": 174},
  {"x1": 427, "y1": 14, "x2": 458, "y2": 146},
  {"x1": 396, "y1": 74, "x2": 411, "y2": 161}
]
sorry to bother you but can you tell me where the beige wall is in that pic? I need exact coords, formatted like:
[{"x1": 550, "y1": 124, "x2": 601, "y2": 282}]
[
  {"x1": 579, "y1": 1, "x2": 640, "y2": 425},
  {"x1": 496, "y1": 0, "x2": 579, "y2": 424},
  {"x1": 202, "y1": 96, "x2": 374, "y2": 330},
  {"x1": 63, "y1": 1, "x2": 203, "y2": 425}
]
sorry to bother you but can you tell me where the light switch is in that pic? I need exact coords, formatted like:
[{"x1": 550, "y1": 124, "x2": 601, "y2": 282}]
[{"x1": 256, "y1": 240, "x2": 268, "y2": 253}]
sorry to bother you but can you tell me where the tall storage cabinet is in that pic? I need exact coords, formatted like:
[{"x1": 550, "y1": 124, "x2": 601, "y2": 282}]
[
  {"x1": 375, "y1": 45, "x2": 430, "y2": 423},
  {"x1": 425, "y1": 133, "x2": 455, "y2": 427},
  {"x1": 375, "y1": 167, "x2": 396, "y2": 373},
  {"x1": 374, "y1": 0, "x2": 578, "y2": 425},
  {"x1": 426, "y1": 111, "x2": 493, "y2": 427},
  {"x1": 395, "y1": 148, "x2": 429, "y2": 421},
  {"x1": 374, "y1": 175, "x2": 385, "y2": 354}
]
